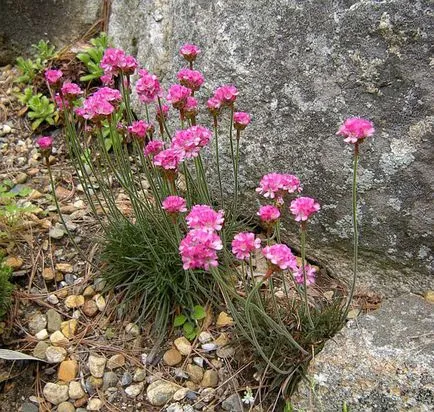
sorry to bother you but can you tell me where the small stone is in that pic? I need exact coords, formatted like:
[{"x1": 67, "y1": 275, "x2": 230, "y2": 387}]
[
  {"x1": 43, "y1": 382, "x2": 69, "y2": 405},
  {"x1": 193, "y1": 356, "x2": 204, "y2": 368},
  {"x1": 2, "y1": 124, "x2": 12, "y2": 135},
  {"x1": 210, "y1": 359, "x2": 222, "y2": 369},
  {"x1": 46, "y1": 346, "x2": 67, "y2": 363},
  {"x1": 83, "y1": 286, "x2": 95, "y2": 297},
  {"x1": 125, "y1": 382, "x2": 144, "y2": 397},
  {"x1": 216, "y1": 346, "x2": 235, "y2": 359},
  {"x1": 184, "y1": 381, "x2": 198, "y2": 391},
  {"x1": 42, "y1": 267, "x2": 56, "y2": 281},
  {"x1": 201, "y1": 343, "x2": 217, "y2": 352},
  {"x1": 74, "y1": 398, "x2": 89, "y2": 409},
  {"x1": 425, "y1": 290, "x2": 434, "y2": 303},
  {"x1": 174, "y1": 337, "x2": 192, "y2": 356},
  {"x1": 33, "y1": 341, "x2": 49, "y2": 359},
  {"x1": 57, "y1": 401, "x2": 75, "y2": 412},
  {"x1": 94, "y1": 294, "x2": 106, "y2": 311},
  {"x1": 73, "y1": 200, "x2": 85, "y2": 209},
  {"x1": 58, "y1": 360, "x2": 78, "y2": 382},
  {"x1": 125, "y1": 323, "x2": 140, "y2": 336},
  {"x1": 174, "y1": 368, "x2": 189, "y2": 380},
  {"x1": 35, "y1": 329, "x2": 49, "y2": 340},
  {"x1": 5, "y1": 256, "x2": 23, "y2": 269},
  {"x1": 216, "y1": 312, "x2": 234, "y2": 328},
  {"x1": 201, "y1": 387, "x2": 216, "y2": 403},
  {"x1": 56, "y1": 263, "x2": 74, "y2": 273},
  {"x1": 198, "y1": 331, "x2": 212, "y2": 343},
  {"x1": 65, "y1": 295, "x2": 85, "y2": 309},
  {"x1": 221, "y1": 393, "x2": 243, "y2": 411},
  {"x1": 85, "y1": 376, "x2": 103, "y2": 395},
  {"x1": 133, "y1": 368, "x2": 146, "y2": 382},
  {"x1": 47, "y1": 309, "x2": 62, "y2": 332},
  {"x1": 214, "y1": 333, "x2": 229, "y2": 347},
  {"x1": 173, "y1": 387, "x2": 189, "y2": 401},
  {"x1": 50, "y1": 330, "x2": 69, "y2": 346},
  {"x1": 201, "y1": 370, "x2": 218, "y2": 388},
  {"x1": 88, "y1": 355, "x2": 106, "y2": 377},
  {"x1": 69, "y1": 381, "x2": 85, "y2": 400},
  {"x1": 49, "y1": 226, "x2": 65, "y2": 239},
  {"x1": 60, "y1": 319, "x2": 78, "y2": 338},
  {"x1": 28, "y1": 312, "x2": 47, "y2": 334},
  {"x1": 47, "y1": 294, "x2": 59, "y2": 305},
  {"x1": 107, "y1": 353, "x2": 125, "y2": 370},
  {"x1": 64, "y1": 273, "x2": 77, "y2": 285},
  {"x1": 121, "y1": 371, "x2": 133, "y2": 386},
  {"x1": 82, "y1": 300, "x2": 98, "y2": 317},
  {"x1": 20, "y1": 403, "x2": 38, "y2": 412},
  {"x1": 94, "y1": 278, "x2": 106, "y2": 292},
  {"x1": 186, "y1": 364, "x2": 204, "y2": 384},
  {"x1": 346, "y1": 308, "x2": 361, "y2": 319},
  {"x1": 146, "y1": 380, "x2": 180, "y2": 406},
  {"x1": 86, "y1": 398, "x2": 102, "y2": 411},
  {"x1": 163, "y1": 348, "x2": 182, "y2": 366},
  {"x1": 103, "y1": 371, "x2": 118, "y2": 390}
]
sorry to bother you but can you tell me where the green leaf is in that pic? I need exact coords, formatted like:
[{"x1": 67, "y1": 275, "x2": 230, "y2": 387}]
[
  {"x1": 183, "y1": 322, "x2": 194, "y2": 336},
  {"x1": 104, "y1": 138, "x2": 113, "y2": 152},
  {"x1": 174, "y1": 314, "x2": 187, "y2": 327},
  {"x1": 191, "y1": 305, "x2": 206, "y2": 320}
]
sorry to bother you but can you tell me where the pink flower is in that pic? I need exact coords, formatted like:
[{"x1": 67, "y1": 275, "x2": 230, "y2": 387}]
[
  {"x1": 136, "y1": 70, "x2": 162, "y2": 103},
  {"x1": 36, "y1": 136, "x2": 53, "y2": 150},
  {"x1": 166, "y1": 84, "x2": 191, "y2": 109},
  {"x1": 128, "y1": 120, "x2": 152, "y2": 139},
  {"x1": 289, "y1": 197, "x2": 320, "y2": 222},
  {"x1": 156, "y1": 104, "x2": 169, "y2": 121},
  {"x1": 61, "y1": 82, "x2": 82, "y2": 98},
  {"x1": 144, "y1": 140, "x2": 164, "y2": 157},
  {"x1": 93, "y1": 87, "x2": 122, "y2": 103},
  {"x1": 186, "y1": 205, "x2": 224, "y2": 232},
  {"x1": 262, "y1": 244, "x2": 297, "y2": 271},
  {"x1": 77, "y1": 87, "x2": 122, "y2": 121},
  {"x1": 189, "y1": 125, "x2": 212, "y2": 147},
  {"x1": 184, "y1": 96, "x2": 198, "y2": 118},
  {"x1": 256, "y1": 173, "x2": 302, "y2": 201},
  {"x1": 294, "y1": 264, "x2": 317, "y2": 286},
  {"x1": 337, "y1": 117, "x2": 375, "y2": 144},
  {"x1": 100, "y1": 73, "x2": 114, "y2": 85},
  {"x1": 214, "y1": 85, "x2": 238, "y2": 105},
  {"x1": 177, "y1": 68, "x2": 204, "y2": 91},
  {"x1": 44, "y1": 69, "x2": 63, "y2": 85},
  {"x1": 162, "y1": 195, "x2": 187, "y2": 214},
  {"x1": 207, "y1": 97, "x2": 221, "y2": 116},
  {"x1": 179, "y1": 44, "x2": 201, "y2": 62},
  {"x1": 171, "y1": 129, "x2": 201, "y2": 159},
  {"x1": 233, "y1": 112, "x2": 251, "y2": 130},
  {"x1": 153, "y1": 148, "x2": 184, "y2": 170},
  {"x1": 231, "y1": 232, "x2": 261, "y2": 261},
  {"x1": 119, "y1": 55, "x2": 138, "y2": 75},
  {"x1": 257, "y1": 205, "x2": 280, "y2": 223},
  {"x1": 54, "y1": 93, "x2": 68, "y2": 110},
  {"x1": 101, "y1": 48, "x2": 137, "y2": 76},
  {"x1": 179, "y1": 229, "x2": 222, "y2": 271}
]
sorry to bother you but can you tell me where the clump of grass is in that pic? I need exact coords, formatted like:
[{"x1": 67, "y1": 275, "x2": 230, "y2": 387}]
[{"x1": 0, "y1": 256, "x2": 14, "y2": 320}]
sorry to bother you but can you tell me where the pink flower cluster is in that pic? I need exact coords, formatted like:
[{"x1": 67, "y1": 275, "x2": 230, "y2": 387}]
[
  {"x1": 177, "y1": 68, "x2": 204, "y2": 91},
  {"x1": 337, "y1": 117, "x2": 375, "y2": 144},
  {"x1": 171, "y1": 125, "x2": 211, "y2": 159},
  {"x1": 262, "y1": 244, "x2": 297, "y2": 271},
  {"x1": 76, "y1": 87, "x2": 122, "y2": 121},
  {"x1": 179, "y1": 44, "x2": 201, "y2": 62},
  {"x1": 231, "y1": 232, "x2": 261, "y2": 261},
  {"x1": 128, "y1": 120, "x2": 152, "y2": 140},
  {"x1": 45, "y1": 69, "x2": 63, "y2": 85},
  {"x1": 256, "y1": 173, "x2": 302, "y2": 201},
  {"x1": 186, "y1": 205, "x2": 224, "y2": 232},
  {"x1": 61, "y1": 82, "x2": 82, "y2": 99},
  {"x1": 153, "y1": 148, "x2": 184, "y2": 171},
  {"x1": 167, "y1": 84, "x2": 191, "y2": 109},
  {"x1": 100, "y1": 48, "x2": 138, "y2": 77},
  {"x1": 144, "y1": 140, "x2": 164, "y2": 157},
  {"x1": 289, "y1": 197, "x2": 320, "y2": 222},
  {"x1": 213, "y1": 85, "x2": 238, "y2": 106},
  {"x1": 257, "y1": 205, "x2": 280, "y2": 223},
  {"x1": 136, "y1": 69, "x2": 162, "y2": 103},
  {"x1": 294, "y1": 264, "x2": 317, "y2": 286},
  {"x1": 36, "y1": 136, "x2": 53, "y2": 150},
  {"x1": 162, "y1": 195, "x2": 187, "y2": 214}
]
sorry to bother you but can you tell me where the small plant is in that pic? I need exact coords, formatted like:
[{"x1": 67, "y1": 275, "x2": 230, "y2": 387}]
[
  {"x1": 0, "y1": 256, "x2": 14, "y2": 320},
  {"x1": 174, "y1": 304, "x2": 206, "y2": 340},
  {"x1": 77, "y1": 32, "x2": 111, "y2": 82},
  {"x1": 32, "y1": 39, "x2": 56, "y2": 62},
  {"x1": 26, "y1": 92, "x2": 58, "y2": 130}
]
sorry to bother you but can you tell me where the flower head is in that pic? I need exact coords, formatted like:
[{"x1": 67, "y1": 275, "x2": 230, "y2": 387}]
[
  {"x1": 171, "y1": 129, "x2": 201, "y2": 159},
  {"x1": 162, "y1": 195, "x2": 187, "y2": 214},
  {"x1": 101, "y1": 48, "x2": 138, "y2": 76},
  {"x1": 186, "y1": 205, "x2": 224, "y2": 232},
  {"x1": 179, "y1": 43, "x2": 201, "y2": 62},
  {"x1": 262, "y1": 244, "x2": 297, "y2": 271},
  {"x1": 184, "y1": 96, "x2": 198, "y2": 118},
  {"x1": 231, "y1": 232, "x2": 261, "y2": 261},
  {"x1": 257, "y1": 205, "x2": 280, "y2": 223},
  {"x1": 214, "y1": 85, "x2": 238, "y2": 105},
  {"x1": 179, "y1": 229, "x2": 222, "y2": 271},
  {"x1": 207, "y1": 97, "x2": 221, "y2": 116},
  {"x1": 136, "y1": 70, "x2": 162, "y2": 103},
  {"x1": 167, "y1": 84, "x2": 191, "y2": 109},
  {"x1": 289, "y1": 197, "x2": 320, "y2": 222},
  {"x1": 61, "y1": 82, "x2": 82, "y2": 99},
  {"x1": 144, "y1": 140, "x2": 164, "y2": 157},
  {"x1": 128, "y1": 120, "x2": 152, "y2": 139},
  {"x1": 337, "y1": 117, "x2": 375, "y2": 144},
  {"x1": 256, "y1": 173, "x2": 302, "y2": 202},
  {"x1": 294, "y1": 264, "x2": 317, "y2": 286},
  {"x1": 76, "y1": 87, "x2": 122, "y2": 121},
  {"x1": 233, "y1": 112, "x2": 251, "y2": 131},
  {"x1": 177, "y1": 68, "x2": 205, "y2": 91},
  {"x1": 153, "y1": 148, "x2": 184, "y2": 170},
  {"x1": 44, "y1": 69, "x2": 63, "y2": 85},
  {"x1": 36, "y1": 136, "x2": 53, "y2": 150}
]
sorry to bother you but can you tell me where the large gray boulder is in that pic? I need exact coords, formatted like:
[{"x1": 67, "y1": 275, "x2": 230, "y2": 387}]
[
  {"x1": 0, "y1": 0, "x2": 102, "y2": 65},
  {"x1": 109, "y1": 0, "x2": 433, "y2": 295},
  {"x1": 291, "y1": 294, "x2": 434, "y2": 411}
]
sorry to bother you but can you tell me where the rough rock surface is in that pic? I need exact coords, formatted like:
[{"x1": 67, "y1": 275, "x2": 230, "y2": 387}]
[
  {"x1": 0, "y1": 0, "x2": 102, "y2": 65},
  {"x1": 109, "y1": 0, "x2": 433, "y2": 295},
  {"x1": 292, "y1": 294, "x2": 434, "y2": 411}
]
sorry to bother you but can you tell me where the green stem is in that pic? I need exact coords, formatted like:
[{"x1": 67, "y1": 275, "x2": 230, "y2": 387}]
[
  {"x1": 228, "y1": 105, "x2": 236, "y2": 207},
  {"x1": 234, "y1": 131, "x2": 240, "y2": 210},
  {"x1": 213, "y1": 117, "x2": 224, "y2": 208},
  {"x1": 301, "y1": 225, "x2": 314, "y2": 329}
]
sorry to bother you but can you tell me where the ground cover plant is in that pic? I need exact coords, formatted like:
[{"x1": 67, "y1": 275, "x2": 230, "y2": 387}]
[{"x1": 36, "y1": 42, "x2": 375, "y2": 403}]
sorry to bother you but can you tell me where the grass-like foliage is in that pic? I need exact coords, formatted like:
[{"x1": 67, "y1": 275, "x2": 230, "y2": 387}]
[{"x1": 0, "y1": 256, "x2": 14, "y2": 320}]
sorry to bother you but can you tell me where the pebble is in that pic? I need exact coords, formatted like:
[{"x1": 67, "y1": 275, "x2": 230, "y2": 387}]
[
  {"x1": 46, "y1": 308, "x2": 62, "y2": 332},
  {"x1": 198, "y1": 331, "x2": 213, "y2": 343},
  {"x1": 193, "y1": 356, "x2": 204, "y2": 368},
  {"x1": 88, "y1": 355, "x2": 106, "y2": 377},
  {"x1": 58, "y1": 360, "x2": 78, "y2": 382},
  {"x1": 4, "y1": 256, "x2": 23, "y2": 269},
  {"x1": 186, "y1": 364, "x2": 204, "y2": 384},
  {"x1": 163, "y1": 348, "x2": 182, "y2": 366},
  {"x1": 43, "y1": 382, "x2": 69, "y2": 405},
  {"x1": 107, "y1": 353, "x2": 125, "y2": 370},
  {"x1": 103, "y1": 371, "x2": 119, "y2": 390},
  {"x1": 82, "y1": 285, "x2": 95, "y2": 297},
  {"x1": 61, "y1": 319, "x2": 78, "y2": 338},
  {"x1": 214, "y1": 333, "x2": 229, "y2": 347},
  {"x1": 85, "y1": 376, "x2": 103, "y2": 394},
  {"x1": 68, "y1": 381, "x2": 85, "y2": 400},
  {"x1": 216, "y1": 346, "x2": 235, "y2": 359},
  {"x1": 221, "y1": 393, "x2": 243, "y2": 411},
  {"x1": 56, "y1": 263, "x2": 74, "y2": 273},
  {"x1": 201, "y1": 387, "x2": 216, "y2": 403},
  {"x1": 65, "y1": 295, "x2": 85, "y2": 309},
  {"x1": 425, "y1": 290, "x2": 434, "y2": 303},
  {"x1": 50, "y1": 330, "x2": 69, "y2": 346},
  {"x1": 46, "y1": 346, "x2": 67, "y2": 363},
  {"x1": 94, "y1": 294, "x2": 106, "y2": 311},
  {"x1": 73, "y1": 200, "x2": 85, "y2": 209},
  {"x1": 57, "y1": 401, "x2": 75, "y2": 412},
  {"x1": 86, "y1": 398, "x2": 103, "y2": 411},
  {"x1": 216, "y1": 312, "x2": 234, "y2": 328},
  {"x1": 133, "y1": 368, "x2": 146, "y2": 382},
  {"x1": 146, "y1": 380, "x2": 180, "y2": 406},
  {"x1": 0, "y1": 124, "x2": 12, "y2": 135},
  {"x1": 125, "y1": 323, "x2": 140, "y2": 336},
  {"x1": 174, "y1": 336, "x2": 192, "y2": 356},
  {"x1": 28, "y1": 312, "x2": 47, "y2": 335},
  {"x1": 47, "y1": 294, "x2": 59, "y2": 305},
  {"x1": 121, "y1": 371, "x2": 133, "y2": 386},
  {"x1": 20, "y1": 403, "x2": 38, "y2": 412},
  {"x1": 201, "y1": 343, "x2": 217, "y2": 352},
  {"x1": 33, "y1": 341, "x2": 49, "y2": 360},
  {"x1": 82, "y1": 300, "x2": 98, "y2": 317},
  {"x1": 125, "y1": 382, "x2": 144, "y2": 398},
  {"x1": 201, "y1": 370, "x2": 219, "y2": 388},
  {"x1": 35, "y1": 329, "x2": 49, "y2": 340},
  {"x1": 94, "y1": 278, "x2": 106, "y2": 292},
  {"x1": 49, "y1": 226, "x2": 66, "y2": 239},
  {"x1": 173, "y1": 387, "x2": 189, "y2": 401},
  {"x1": 64, "y1": 273, "x2": 77, "y2": 285}
]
